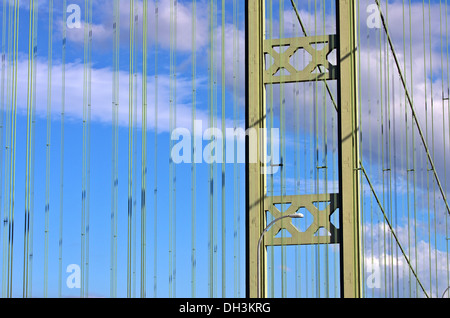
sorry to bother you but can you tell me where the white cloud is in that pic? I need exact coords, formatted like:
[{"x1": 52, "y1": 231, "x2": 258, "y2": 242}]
[
  {"x1": 23, "y1": 0, "x2": 247, "y2": 134},
  {"x1": 62, "y1": 0, "x2": 210, "y2": 52},
  {"x1": 362, "y1": 221, "x2": 449, "y2": 298},
  {"x1": 13, "y1": 56, "x2": 215, "y2": 134}
]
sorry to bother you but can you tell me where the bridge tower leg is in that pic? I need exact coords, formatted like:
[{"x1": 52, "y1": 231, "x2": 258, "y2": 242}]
[{"x1": 337, "y1": 0, "x2": 362, "y2": 299}]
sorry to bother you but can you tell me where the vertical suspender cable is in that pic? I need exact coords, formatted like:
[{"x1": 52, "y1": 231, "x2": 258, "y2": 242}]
[
  {"x1": 81, "y1": 0, "x2": 88, "y2": 298},
  {"x1": 127, "y1": 0, "x2": 135, "y2": 299},
  {"x1": 0, "y1": 0, "x2": 5, "y2": 278},
  {"x1": 153, "y1": 0, "x2": 159, "y2": 298},
  {"x1": 421, "y1": 0, "x2": 432, "y2": 297},
  {"x1": 427, "y1": 0, "x2": 438, "y2": 297},
  {"x1": 111, "y1": 0, "x2": 119, "y2": 299},
  {"x1": 208, "y1": 0, "x2": 214, "y2": 298},
  {"x1": 29, "y1": 3, "x2": 38, "y2": 296},
  {"x1": 169, "y1": 0, "x2": 174, "y2": 298},
  {"x1": 314, "y1": 0, "x2": 320, "y2": 297},
  {"x1": 304, "y1": 0, "x2": 316, "y2": 296},
  {"x1": 132, "y1": 4, "x2": 138, "y2": 299},
  {"x1": 385, "y1": 1, "x2": 395, "y2": 297},
  {"x1": 234, "y1": 0, "x2": 241, "y2": 297},
  {"x1": 440, "y1": 0, "x2": 447, "y2": 297},
  {"x1": 408, "y1": 0, "x2": 419, "y2": 297},
  {"x1": 237, "y1": 1, "x2": 241, "y2": 296},
  {"x1": 445, "y1": 0, "x2": 450, "y2": 294},
  {"x1": 401, "y1": 0, "x2": 409, "y2": 297},
  {"x1": 0, "y1": 0, "x2": 5, "y2": 296},
  {"x1": 213, "y1": 0, "x2": 218, "y2": 298},
  {"x1": 221, "y1": 0, "x2": 226, "y2": 298},
  {"x1": 378, "y1": 5, "x2": 386, "y2": 295},
  {"x1": 9, "y1": 0, "x2": 18, "y2": 298},
  {"x1": 23, "y1": 0, "x2": 36, "y2": 298},
  {"x1": 331, "y1": 0, "x2": 338, "y2": 297},
  {"x1": 366, "y1": 0, "x2": 374, "y2": 297},
  {"x1": 6, "y1": 0, "x2": 19, "y2": 298},
  {"x1": 232, "y1": 0, "x2": 237, "y2": 297},
  {"x1": 383, "y1": 1, "x2": 390, "y2": 296},
  {"x1": 81, "y1": 0, "x2": 92, "y2": 298},
  {"x1": 169, "y1": 0, "x2": 172, "y2": 297},
  {"x1": 59, "y1": 0, "x2": 66, "y2": 299},
  {"x1": 170, "y1": 0, "x2": 178, "y2": 297},
  {"x1": 323, "y1": 0, "x2": 330, "y2": 298},
  {"x1": 268, "y1": 0, "x2": 274, "y2": 298},
  {"x1": 357, "y1": 0, "x2": 364, "y2": 298},
  {"x1": 292, "y1": 1, "x2": 299, "y2": 298},
  {"x1": 81, "y1": 0, "x2": 86, "y2": 297},
  {"x1": 0, "y1": 0, "x2": 6, "y2": 296},
  {"x1": 425, "y1": 0, "x2": 435, "y2": 296},
  {"x1": 141, "y1": 0, "x2": 148, "y2": 299},
  {"x1": 279, "y1": 0, "x2": 287, "y2": 298},
  {"x1": 2, "y1": 0, "x2": 12, "y2": 298},
  {"x1": 174, "y1": 0, "x2": 177, "y2": 298},
  {"x1": 86, "y1": 0, "x2": 93, "y2": 298},
  {"x1": 402, "y1": 0, "x2": 414, "y2": 297},
  {"x1": 191, "y1": 0, "x2": 197, "y2": 298},
  {"x1": 44, "y1": 0, "x2": 53, "y2": 299}
]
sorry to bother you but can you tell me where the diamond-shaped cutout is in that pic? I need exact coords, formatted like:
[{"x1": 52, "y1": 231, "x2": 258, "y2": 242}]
[
  {"x1": 294, "y1": 207, "x2": 313, "y2": 232},
  {"x1": 289, "y1": 48, "x2": 312, "y2": 72}
]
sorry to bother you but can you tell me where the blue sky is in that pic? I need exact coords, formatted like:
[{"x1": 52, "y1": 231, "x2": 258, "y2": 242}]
[
  {"x1": 0, "y1": 0, "x2": 450, "y2": 299},
  {"x1": 2, "y1": 0, "x2": 249, "y2": 298}
]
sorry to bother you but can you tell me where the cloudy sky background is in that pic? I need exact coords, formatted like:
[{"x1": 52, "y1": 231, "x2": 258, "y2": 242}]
[{"x1": 0, "y1": 0, "x2": 449, "y2": 298}]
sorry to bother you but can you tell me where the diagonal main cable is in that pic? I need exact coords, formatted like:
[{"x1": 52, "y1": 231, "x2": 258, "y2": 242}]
[
  {"x1": 374, "y1": 0, "x2": 450, "y2": 216},
  {"x1": 360, "y1": 161, "x2": 429, "y2": 297}
]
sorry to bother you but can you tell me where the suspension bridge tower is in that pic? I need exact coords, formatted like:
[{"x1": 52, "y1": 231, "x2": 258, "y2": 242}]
[{"x1": 246, "y1": 0, "x2": 361, "y2": 298}]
